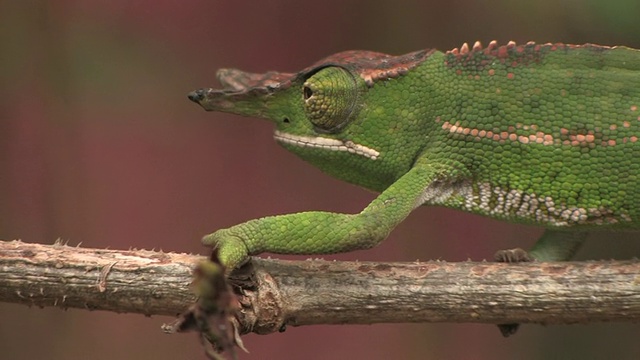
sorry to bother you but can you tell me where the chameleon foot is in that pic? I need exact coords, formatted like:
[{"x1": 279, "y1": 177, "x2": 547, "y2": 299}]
[
  {"x1": 494, "y1": 247, "x2": 534, "y2": 337},
  {"x1": 497, "y1": 323, "x2": 520, "y2": 337},
  {"x1": 494, "y1": 247, "x2": 533, "y2": 263}
]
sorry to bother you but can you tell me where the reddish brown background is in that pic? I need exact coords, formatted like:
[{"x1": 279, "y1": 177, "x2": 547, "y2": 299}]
[{"x1": 1, "y1": 1, "x2": 640, "y2": 359}]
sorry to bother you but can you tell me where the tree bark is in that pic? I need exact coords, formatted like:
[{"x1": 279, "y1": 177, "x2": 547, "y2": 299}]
[{"x1": 1, "y1": 239, "x2": 639, "y2": 336}]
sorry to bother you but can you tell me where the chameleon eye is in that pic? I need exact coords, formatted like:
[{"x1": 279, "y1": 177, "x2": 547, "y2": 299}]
[{"x1": 302, "y1": 66, "x2": 359, "y2": 132}]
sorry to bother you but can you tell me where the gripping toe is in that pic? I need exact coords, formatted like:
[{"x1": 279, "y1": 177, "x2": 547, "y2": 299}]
[{"x1": 494, "y1": 247, "x2": 533, "y2": 263}]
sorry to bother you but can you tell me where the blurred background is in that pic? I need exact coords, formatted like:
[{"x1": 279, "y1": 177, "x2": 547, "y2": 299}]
[{"x1": 1, "y1": 1, "x2": 640, "y2": 359}]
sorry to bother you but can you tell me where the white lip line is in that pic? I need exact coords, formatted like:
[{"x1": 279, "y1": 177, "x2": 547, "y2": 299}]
[{"x1": 273, "y1": 130, "x2": 380, "y2": 160}]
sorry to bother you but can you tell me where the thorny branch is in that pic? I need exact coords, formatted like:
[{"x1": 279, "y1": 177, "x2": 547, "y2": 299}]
[{"x1": 1, "y1": 239, "x2": 640, "y2": 334}]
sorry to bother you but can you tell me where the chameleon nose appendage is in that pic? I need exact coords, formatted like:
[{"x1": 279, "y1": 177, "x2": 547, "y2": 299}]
[{"x1": 188, "y1": 67, "x2": 299, "y2": 117}]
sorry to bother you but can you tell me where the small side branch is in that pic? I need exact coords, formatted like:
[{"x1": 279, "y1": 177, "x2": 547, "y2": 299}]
[{"x1": 1, "y1": 240, "x2": 639, "y2": 336}]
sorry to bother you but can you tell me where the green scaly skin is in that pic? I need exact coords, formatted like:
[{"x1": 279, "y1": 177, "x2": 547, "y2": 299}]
[{"x1": 189, "y1": 40, "x2": 640, "y2": 272}]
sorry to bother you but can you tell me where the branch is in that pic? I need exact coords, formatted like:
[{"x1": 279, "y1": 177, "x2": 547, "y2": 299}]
[{"x1": 1, "y1": 239, "x2": 639, "y2": 336}]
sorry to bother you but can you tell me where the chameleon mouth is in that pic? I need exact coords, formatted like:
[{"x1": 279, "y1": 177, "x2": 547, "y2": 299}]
[{"x1": 273, "y1": 131, "x2": 380, "y2": 160}]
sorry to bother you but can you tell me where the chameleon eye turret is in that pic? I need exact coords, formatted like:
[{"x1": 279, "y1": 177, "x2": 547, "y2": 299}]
[{"x1": 302, "y1": 66, "x2": 360, "y2": 132}]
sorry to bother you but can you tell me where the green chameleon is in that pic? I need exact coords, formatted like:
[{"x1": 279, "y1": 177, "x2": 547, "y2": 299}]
[{"x1": 188, "y1": 40, "x2": 640, "y2": 333}]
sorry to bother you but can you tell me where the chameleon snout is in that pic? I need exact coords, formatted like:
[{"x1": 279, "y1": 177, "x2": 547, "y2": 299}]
[{"x1": 187, "y1": 89, "x2": 206, "y2": 103}]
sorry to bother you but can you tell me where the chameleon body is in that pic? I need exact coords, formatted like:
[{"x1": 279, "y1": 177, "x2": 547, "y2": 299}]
[{"x1": 189, "y1": 40, "x2": 640, "y2": 273}]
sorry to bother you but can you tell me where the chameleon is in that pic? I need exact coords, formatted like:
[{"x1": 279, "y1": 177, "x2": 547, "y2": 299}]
[{"x1": 188, "y1": 40, "x2": 640, "y2": 333}]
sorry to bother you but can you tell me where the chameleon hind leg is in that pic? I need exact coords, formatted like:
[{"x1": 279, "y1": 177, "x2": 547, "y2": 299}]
[{"x1": 494, "y1": 229, "x2": 588, "y2": 337}]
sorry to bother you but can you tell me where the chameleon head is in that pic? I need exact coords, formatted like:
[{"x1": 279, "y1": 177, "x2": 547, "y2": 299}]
[
  {"x1": 188, "y1": 64, "x2": 363, "y2": 132},
  {"x1": 188, "y1": 49, "x2": 433, "y2": 190}
]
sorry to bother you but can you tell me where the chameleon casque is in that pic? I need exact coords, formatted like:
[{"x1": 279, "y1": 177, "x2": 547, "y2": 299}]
[{"x1": 189, "y1": 40, "x2": 640, "y2": 331}]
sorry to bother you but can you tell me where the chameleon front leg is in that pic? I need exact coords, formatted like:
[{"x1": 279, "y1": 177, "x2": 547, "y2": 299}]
[
  {"x1": 495, "y1": 229, "x2": 588, "y2": 336},
  {"x1": 203, "y1": 156, "x2": 463, "y2": 271}
]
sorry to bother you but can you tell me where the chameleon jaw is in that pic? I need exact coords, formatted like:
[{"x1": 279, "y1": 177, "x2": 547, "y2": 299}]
[{"x1": 273, "y1": 130, "x2": 380, "y2": 160}]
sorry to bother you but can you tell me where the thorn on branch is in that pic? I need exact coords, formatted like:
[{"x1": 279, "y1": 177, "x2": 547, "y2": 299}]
[{"x1": 97, "y1": 261, "x2": 118, "y2": 293}]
